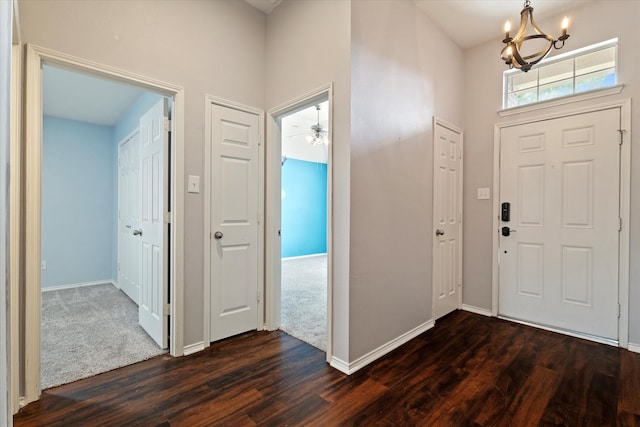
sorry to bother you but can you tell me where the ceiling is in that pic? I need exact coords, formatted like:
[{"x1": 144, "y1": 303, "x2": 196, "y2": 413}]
[
  {"x1": 246, "y1": 0, "x2": 593, "y2": 49},
  {"x1": 244, "y1": 0, "x2": 282, "y2": 14},
  {"x1": 281, "y1": 101, "x2": 329, "y2": 164},
  {"x1": 44, "y1": 1, "x2": 594, "y2": 126},
  {"x1": 415, "y1": 0, "x2": 593, "y2": 49},
  {"x1": 43, "y1": 64, "x2": 146, "y2": 126}
]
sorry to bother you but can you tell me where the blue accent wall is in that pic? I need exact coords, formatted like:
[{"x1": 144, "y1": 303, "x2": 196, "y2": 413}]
[
  {"x1": 42, "y1": 116, "x2": 115, "y2": 288},
  {"x1": 281, "y1": 158, "x2": 327, "y2": 258}
]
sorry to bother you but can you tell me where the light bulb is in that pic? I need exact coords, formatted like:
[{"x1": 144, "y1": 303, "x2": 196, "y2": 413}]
[
  {"x1": 504, "y1": 21, "x2": 511, "y2": 33},
  {"x1": 561, "y1": 16, "x2": 568, "y2": 36}
]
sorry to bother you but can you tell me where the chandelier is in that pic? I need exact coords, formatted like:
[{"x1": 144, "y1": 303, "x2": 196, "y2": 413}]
[
  {"x1": 305, "y1": 104, "x2": 328, "y2": 146},
  {"x1": 501, "y1": 0, "x2": 570, "y2": 72}
]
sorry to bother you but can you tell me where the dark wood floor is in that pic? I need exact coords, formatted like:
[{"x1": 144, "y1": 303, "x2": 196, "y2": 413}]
[{"x1": 14, "y1": 310, "x2": 640, "y2": 426}]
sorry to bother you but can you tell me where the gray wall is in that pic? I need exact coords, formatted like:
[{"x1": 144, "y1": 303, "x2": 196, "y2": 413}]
[
  {"x1": 19, "y1": 0, "x2": 267, "y2": 347},
  {"x1": 462, "y1": 1, "x2": 640, "y2": 343},
  {"x1": 350, "y1": 0, "x2": 463, "y2": 361}
]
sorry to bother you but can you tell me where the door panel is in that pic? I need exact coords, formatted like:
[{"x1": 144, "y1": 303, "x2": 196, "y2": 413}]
[
  {"x1": 210, "y1": 104, "x2": 260, "y2": 342},
  {"x1": 118, "y1": 133, "x2": 141, "y2": 304},
  {"x1": 433, "y1": 121, "x2": 463, "y2": 319},
  {"x1": 139, "y1": 99, "x2": 168, "y2": 348},
  {"x1": 499, "y1": 108, "x2": 620, "y2": 340}
]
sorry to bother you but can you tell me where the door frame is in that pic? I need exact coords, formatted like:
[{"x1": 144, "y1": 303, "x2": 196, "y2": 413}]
[
  {"x1": 22, "y1": 44, "x2": 185, "y2": 405},
  {"x1": 492, "y1": 97, "x2": 631, "y2": 348},
  {"x1": 265, "y1": 84, "x2": 334, "y2": 363},
  {"x1": 203, "y1": 95, "x2": 265, "y2": 346},
  {"x1": 431, "y1": 117, "x2": 464, "y2": 321}
]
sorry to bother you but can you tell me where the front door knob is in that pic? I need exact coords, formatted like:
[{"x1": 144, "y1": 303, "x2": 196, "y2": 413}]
[
  {"x1": 133, "y1": 229, "x2": 142, "y2": 236},
  {"x1": 435, "y1": 229, "x2": 445, "y2": 236},
  {"x1": 214, "y1": 231, "x2": 223, "y2": 239},
  {"x1": 501, "y1": 226, "x2": 517, "y2": 236}
]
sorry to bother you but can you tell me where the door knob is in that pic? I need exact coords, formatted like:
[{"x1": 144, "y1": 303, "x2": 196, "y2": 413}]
[
  {"x1": 435, "y1": 229, "x2": 445, "y2": 236},
  {"x1": 133, "y1": 229, "x2": 142, "y2": 236},
  {"x1": 214, "y1": 231, "x2": 223, "y2": 239},
  {"x1": 501, "y1": 226, "x2": 516, "y2": 236}
]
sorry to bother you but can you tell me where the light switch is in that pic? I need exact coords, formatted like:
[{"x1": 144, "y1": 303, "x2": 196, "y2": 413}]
[
  {"x1": 477, "y1": 187, "x2": 491, "y2": 200},
  {"x1": 187, "y1": 175, "x2": 200, "y2": 194}
]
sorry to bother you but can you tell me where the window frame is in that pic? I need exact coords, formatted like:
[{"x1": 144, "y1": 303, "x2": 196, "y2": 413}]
[{"x1": 502, "y1": 38, "x2": 618, "y2": 109}]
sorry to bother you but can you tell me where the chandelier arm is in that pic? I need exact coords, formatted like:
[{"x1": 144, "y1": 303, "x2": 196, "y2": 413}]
[
  {"x1": 553, "y1": 39, "x2": 567, "y2": 50},
  {"x1": 528, "y1": 9, "x2": 548, "y2": 36},
  {"x1": 513, "y1": 8, "x2": 530, "y2": 40}
]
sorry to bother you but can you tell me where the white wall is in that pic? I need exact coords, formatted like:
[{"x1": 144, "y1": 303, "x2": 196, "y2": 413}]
[
  {"x1": 266, "y1": 0, "x2": 351, "y2": 361},
  {"x1": 350, "y1": 0, "x2": 463, "y2": 360},
  {"x1": 18, "y1": 0, "x2": 267, "y2": 346},
  {"x1": 462, "y1": 1, "x2": 640, "y2": 342}
]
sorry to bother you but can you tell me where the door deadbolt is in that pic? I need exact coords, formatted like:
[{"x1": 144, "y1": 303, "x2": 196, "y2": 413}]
[{"x1": 214, "y1": 231, "x2": 224, "y2": 239}]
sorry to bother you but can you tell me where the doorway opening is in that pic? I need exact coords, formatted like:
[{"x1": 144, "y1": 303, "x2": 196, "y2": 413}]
[
  {"x1": 39, "y1": 64, "x2": 170, "y2": 389},
  {"x1": 21, "y1": 45, "x2": 185, "y2": 405},
  {"x1": 279, "y1": 100, "x2": 329, "y2": 351},
  {"x1": 265, "y1": 86, "x2": 333, "y2": 359}
]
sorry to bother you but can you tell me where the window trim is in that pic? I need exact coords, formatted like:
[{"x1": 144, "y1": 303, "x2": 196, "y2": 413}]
[{"x1": 502, "y1": 38, "x2": 618, "y2": 109}]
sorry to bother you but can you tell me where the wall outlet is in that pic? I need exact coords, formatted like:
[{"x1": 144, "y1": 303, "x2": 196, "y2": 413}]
[
  {"x1": 41, "y1": 261, "x2": 47, "y2": 270},
  {"x1": 477, "y1": 187, "x2": 491, "y2": 200}
]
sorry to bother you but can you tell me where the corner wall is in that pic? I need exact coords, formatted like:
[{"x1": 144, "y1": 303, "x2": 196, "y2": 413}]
[{"x1": 350, "y1": 0, "x2": 464, "y2": 361}]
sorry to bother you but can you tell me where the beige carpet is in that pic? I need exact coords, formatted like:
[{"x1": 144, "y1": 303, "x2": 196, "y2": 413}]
[
  {"x1": 41, "y1": 283, "x2": 166, "y2": 389},
  {"x1": 280, "y1": 254, "x2": 327, "y2": 351}
]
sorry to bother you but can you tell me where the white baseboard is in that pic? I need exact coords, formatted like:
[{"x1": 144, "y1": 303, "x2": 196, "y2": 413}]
[
  {"x1": 462, "y1": 304, "x2": 492, "y2": 317},
  {"x1": 628, "y1": 343, "x2": 640, "y2": 353},
  {"x1": 329, "y1": 356, "x2": 350, "y2": 374},
  {"x1": 330, "y1": 320, "x2": 434, "y2": 375},
  {"x1": 41, "y1": 279, "x2": 117, "y2": 292},
  {"x1": 183, "y1": 342, "x2": 206, "y2": 356}
]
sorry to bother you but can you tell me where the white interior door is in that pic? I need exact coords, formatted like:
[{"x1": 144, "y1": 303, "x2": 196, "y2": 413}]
[
  {"x1": 499, "y1": 108, "x2": 620, "y2": 340},
  {"x1": 118, "y1": 133, "x2": 141, "y2": 304},
  {"x1": 139, "y1": 99, "x2": 169, "y2": 348},
  {"x1": 210, "y1": 103, "x2": 260, "y2": 342},
  {"x1": 432, "y1": 119, "x2": 463, "y2": 320}
]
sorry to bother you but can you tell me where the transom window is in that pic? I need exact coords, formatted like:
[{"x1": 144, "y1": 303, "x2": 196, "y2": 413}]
[{"x1": 503, "y1": 39, "x2": 617, "y2": 109}]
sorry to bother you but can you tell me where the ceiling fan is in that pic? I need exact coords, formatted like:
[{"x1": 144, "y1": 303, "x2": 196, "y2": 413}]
[
  {"x1": 285, "y1": 104, "x2": 328, "y2": 146},
  {"x1": 305, "y1": 104, "x2": 328, "y2": 146}
]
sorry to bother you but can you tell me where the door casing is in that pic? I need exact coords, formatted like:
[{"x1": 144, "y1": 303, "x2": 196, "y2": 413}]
[
  {"x1": 492, "y1": 97, "x2": 631, "y2": 349},
  {"x1": 431, "y1": 117, "x2": 463, "y2": 321},
  {"x1": 21, "y1": 44, "x2": 185, "y2": 405},
  {"x1": 203, "y1": 95, "x2": 265, "y2": 347},
  {"x1": 265, "y1": 84, "x2": 334, "y2": 363}
]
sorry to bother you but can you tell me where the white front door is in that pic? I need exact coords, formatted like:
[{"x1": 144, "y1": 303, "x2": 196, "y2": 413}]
[
  {"x1": 139, "y1": 99, "x2": 169, "y2": 348},
  {"x1": 432, "y1": 119, "x2": 463, "y2": 320},
  {"x1": 210, "y1": 103, "x2": 260, "y2": 342},
  {"x1": 499, "y1": 108, "x2": 620, "y2": 340},
  {"x1": 118, "y1": 133, "x2": 141, "y2": 304}
]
